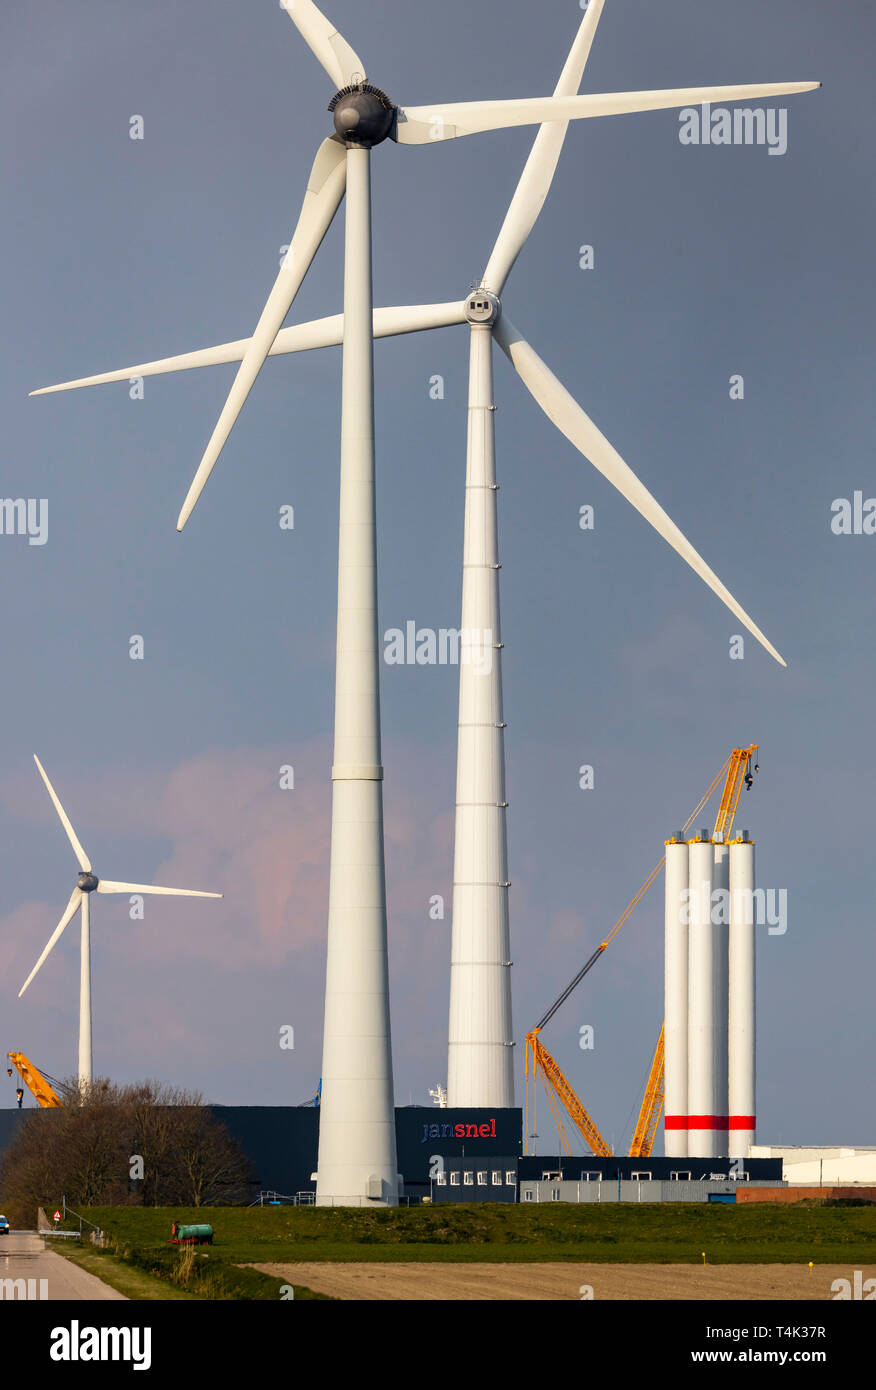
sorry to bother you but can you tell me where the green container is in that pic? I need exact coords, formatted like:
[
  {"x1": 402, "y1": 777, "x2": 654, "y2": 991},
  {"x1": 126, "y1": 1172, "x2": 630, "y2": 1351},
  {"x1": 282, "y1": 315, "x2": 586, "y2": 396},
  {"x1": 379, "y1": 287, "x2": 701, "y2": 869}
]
[{"x1": 174, "y1": 1223, "x2": 213, "y2": 1241}]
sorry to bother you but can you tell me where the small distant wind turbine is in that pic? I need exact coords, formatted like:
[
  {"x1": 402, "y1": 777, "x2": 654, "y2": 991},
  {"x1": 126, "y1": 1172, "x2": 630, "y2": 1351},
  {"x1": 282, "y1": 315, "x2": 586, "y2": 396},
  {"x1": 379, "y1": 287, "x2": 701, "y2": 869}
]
[{"x1": 19, "y1": 756, "x2": 222, "y2": 1090}]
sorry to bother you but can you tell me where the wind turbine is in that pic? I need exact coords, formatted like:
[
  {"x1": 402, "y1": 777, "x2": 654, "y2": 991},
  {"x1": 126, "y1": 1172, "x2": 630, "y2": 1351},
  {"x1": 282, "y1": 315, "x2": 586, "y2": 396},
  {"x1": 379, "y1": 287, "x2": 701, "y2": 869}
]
[
  {"x1": 447, "y1": 3, "x2": 809, "y2": 1106},
  {"x1": 19, "y1": 756, "x2": 221, "y2": 1091},
  {"x1": 29, "y1": 0, "x2": 818, "y2": 1197}
]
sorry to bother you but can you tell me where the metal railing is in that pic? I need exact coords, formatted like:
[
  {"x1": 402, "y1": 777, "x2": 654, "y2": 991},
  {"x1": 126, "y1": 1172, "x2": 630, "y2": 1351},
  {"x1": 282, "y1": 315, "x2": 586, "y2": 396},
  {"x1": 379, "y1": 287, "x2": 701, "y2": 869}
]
[
  {"x1": 249, "y1": 1190, "x2": 316, "y2": 1207},
  {"x1": 41, "y1": 1198, "x2": 103, "y2": 1243}
]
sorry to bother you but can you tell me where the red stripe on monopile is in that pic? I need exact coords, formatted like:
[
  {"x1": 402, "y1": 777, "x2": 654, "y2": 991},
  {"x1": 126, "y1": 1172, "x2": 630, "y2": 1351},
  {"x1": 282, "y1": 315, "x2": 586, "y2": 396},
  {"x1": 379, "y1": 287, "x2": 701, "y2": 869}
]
[
  {"x1": 664, "y1": 1116, "x2": 688, "y2": 1130},
  {"x1": 728, "y1": 1116, "x2": 756, "y2": 1129},
  {"x1": 687, "y1": 1115, "x2": 729, "y2": 1129}
]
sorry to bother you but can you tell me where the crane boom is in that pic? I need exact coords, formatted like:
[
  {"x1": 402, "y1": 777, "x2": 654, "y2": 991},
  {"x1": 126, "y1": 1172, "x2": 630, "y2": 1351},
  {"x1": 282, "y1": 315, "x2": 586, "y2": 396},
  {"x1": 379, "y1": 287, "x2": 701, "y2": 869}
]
[
  {"x1": 530, "y1": 750, "x2": 743, "y2": 1040},
  {"x1": 528, "y1": 1034, "x2": 611, "y2": 1157},
  {"x1": 714, "y1": 746, "x2": 757, "y2": 841},
  {"x1": 534, "y1": 944, "x2": 605, "y2": 1033},
  {"x1": 629, "y1": 1025, "x2": 665, "y2": 1158},
  {"x1": 6, "y1": 1052, "x2": 63, "y2": 1107}
]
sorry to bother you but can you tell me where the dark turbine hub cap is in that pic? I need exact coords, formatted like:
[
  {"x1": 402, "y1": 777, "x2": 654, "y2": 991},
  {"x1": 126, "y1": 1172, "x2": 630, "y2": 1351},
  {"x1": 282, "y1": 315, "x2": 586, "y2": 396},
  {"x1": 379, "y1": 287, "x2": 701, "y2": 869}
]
[
  {"x1": 329, "y1": 84, "x2": 395, "y2": 147},
  {"x1": 77, "y1": 872, "x2": 99, "y2": 893}
]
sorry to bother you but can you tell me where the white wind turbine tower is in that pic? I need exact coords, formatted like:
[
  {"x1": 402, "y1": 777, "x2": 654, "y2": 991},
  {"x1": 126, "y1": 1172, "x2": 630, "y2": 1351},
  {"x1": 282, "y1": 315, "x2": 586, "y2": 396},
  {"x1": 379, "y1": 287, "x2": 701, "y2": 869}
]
[
  {"x1": 448, "y1": 2, "x2": 611, "y2": 1109},
  {"x1": 19, "y1": 756, "x2": 221, "y2": 1091},
  {"x1": 30, "y1": 0, "x2": 818, "y2": 1193},
  {"x1": 444, "y1": 0, "x2": 814, "y2": 1106}
]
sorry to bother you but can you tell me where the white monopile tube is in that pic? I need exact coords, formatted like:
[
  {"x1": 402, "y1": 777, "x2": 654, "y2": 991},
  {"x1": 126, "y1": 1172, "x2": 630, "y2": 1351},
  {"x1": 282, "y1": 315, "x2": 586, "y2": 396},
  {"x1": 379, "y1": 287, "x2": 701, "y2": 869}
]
[
  {"x1": 687, "y1": 833, "x2": 716, "y2": 1157},
  {"x1": 316, "y1": 146, "x2": 398, "y2": 1206},
  {"x1": 729, "y1": 836, "x2": 757, "y2": 1158},
  {"x1": 447, "y1": 322, "x2": 513, "y2": 1106},
  {"x1": 663, "y1": 835, "x2": 689, "y2": 1158},
  {"x1": 713, "y1": 838, "x2": 730, "y2": 1157},
  {"x1": 79, "y1": 894, "x2": 92, "y2": 1090}
]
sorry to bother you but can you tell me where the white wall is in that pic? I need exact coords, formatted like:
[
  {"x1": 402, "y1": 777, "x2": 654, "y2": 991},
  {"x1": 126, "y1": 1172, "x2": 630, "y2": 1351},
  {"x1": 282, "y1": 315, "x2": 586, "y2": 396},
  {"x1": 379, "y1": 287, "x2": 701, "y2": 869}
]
[{"x1": 750, "y1": 1145, "x2": 876, "y2": 1185}]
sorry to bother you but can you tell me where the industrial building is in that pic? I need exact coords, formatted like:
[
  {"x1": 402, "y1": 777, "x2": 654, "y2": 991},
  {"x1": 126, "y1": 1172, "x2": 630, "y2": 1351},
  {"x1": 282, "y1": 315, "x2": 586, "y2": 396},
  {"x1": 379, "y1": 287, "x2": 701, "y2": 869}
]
[
  {"x1": 518, "y1": 1154, "x2": 783, "y2": 1204},
  {"x1": 750, "y1": 1146, "x2": 876, "y2": 1187},
  {"x1": 0, "y1": 1104, "x2": 793, "y2": 1205}
]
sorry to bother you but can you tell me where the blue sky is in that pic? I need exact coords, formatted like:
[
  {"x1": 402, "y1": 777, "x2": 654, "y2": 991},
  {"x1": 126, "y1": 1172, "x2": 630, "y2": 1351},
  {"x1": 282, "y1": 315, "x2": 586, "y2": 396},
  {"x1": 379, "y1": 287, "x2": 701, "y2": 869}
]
[{"x1": 1, "y1": 0, "x2": 873, "y2": 1150}]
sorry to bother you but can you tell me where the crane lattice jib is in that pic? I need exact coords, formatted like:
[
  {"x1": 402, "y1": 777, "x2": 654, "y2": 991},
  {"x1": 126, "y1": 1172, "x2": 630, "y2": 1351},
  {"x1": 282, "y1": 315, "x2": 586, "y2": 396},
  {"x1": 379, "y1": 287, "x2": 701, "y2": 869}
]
[
  {"x1": 713, "y1": 745, "x2": 758, "y2": 840},
  {"x1": 529, "y1": 1035, "x2": 612, "y2": 1158},
  {"x1": 629, "y1": 1025, "x2": 665, "y2": 1158},
  {"x1": 6, "y1": 1052, "x2": 63, "y2": 1108}
]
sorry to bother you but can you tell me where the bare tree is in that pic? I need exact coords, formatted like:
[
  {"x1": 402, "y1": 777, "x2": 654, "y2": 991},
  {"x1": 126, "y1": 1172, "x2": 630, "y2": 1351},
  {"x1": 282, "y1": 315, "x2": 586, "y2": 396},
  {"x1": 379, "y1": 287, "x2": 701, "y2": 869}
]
[
  {"x1": 0, "y1": 1078, "x2": 253, "y2": 1224},
  {"x1": 170, "y1": 1106, "x2": 253, "y2": 1206}
]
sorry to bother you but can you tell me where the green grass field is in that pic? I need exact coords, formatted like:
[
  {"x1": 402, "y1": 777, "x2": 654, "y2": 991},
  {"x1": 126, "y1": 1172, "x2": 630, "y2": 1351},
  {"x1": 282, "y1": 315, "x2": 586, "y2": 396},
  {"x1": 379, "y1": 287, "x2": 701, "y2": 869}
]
[{"x1": 77, "y1": 1201, "x2": 876, "y2": 1267}]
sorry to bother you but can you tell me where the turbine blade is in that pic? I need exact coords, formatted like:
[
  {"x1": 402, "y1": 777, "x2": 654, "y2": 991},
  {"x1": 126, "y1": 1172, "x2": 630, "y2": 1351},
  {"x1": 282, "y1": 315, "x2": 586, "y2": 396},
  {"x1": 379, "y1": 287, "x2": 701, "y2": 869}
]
[
  {"x1": 29, "y1": 303, "x2": 466, "y2": 396},
  {"x1": 176, "y1": 138, "x2": 347, "y2": 531},
  {"x1": 395, "y1": 82, "x2": 819, "y2": 143},
  {"x1": 281, "y1": 0, "x2": 366, "y2": 88},
  {"x1": 19, "y1": 890, "x2": 82, "y2": 998},
  {"x1": 96, "y1": 881, "x2": 222, "y2": 898},
  {"x1": 263, "y1": 300, "x2": 465, "y2": 354},
  {"x1": 33, "y1": 756, "x2": 92, "y2": 871},
  {"x1": 495, "y1": 315, "x2": 786, "y2": 666},
  {"x1": 484, "y1": 0, "x2": 606, "y2": 295},
  {"x1": 30, "y1": 341, "x2": 255, "y2": 395}
]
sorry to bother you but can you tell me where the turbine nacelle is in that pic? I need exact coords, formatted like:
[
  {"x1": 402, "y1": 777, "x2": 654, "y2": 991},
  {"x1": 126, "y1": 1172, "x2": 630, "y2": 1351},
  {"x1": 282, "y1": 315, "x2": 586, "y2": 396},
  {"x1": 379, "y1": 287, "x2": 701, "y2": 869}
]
[
  {"x1": 464, "y1": 290, "x2": 501, "y2": 326},
  {"x1": 329, "y1": 83, "x2": 395, "y2": 147},
  {"x1": 77, "y1": 872, "x2": 99, "y2": 893}
]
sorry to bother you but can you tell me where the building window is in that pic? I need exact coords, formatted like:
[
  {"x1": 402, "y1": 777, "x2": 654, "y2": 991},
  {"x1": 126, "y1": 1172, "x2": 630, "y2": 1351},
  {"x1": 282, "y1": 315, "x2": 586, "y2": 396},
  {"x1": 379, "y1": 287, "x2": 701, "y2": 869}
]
[
  {"x1": 477, "y1": 1171, "x2": 487, "y2": 1186},
  {"x1": 541, "y1": 1170, "x2": 561, "y2": 1182},
  {"x1": 505, "y1": 1172, "x2": 516, "y2": 1186},
  {"x1": 670, "y1": 1171, "x2": 691, "y2": 1182},
  {"x1": 523, "y1": 1189, "x2": 534, "y2": 1201},
  {"x1": 631, "y1": 1171, "x2": 652, "y2": 1181},
  {"x1": 491, "y1": 1170, "x2": 502, "y2": 1186},
  {"x1": 580, "y1": 1171, "x2": 602, "y2": 1182},
  {"x1": 450, "y1": 1171, "x2": 460, "y2": 1186},
  {"x1": 436, "y1": 1171, "x2": 447, "y2": 1186},
  {"x1": 464, "y1": 1171, "x2": 474, "y2": 1186},
  {"x1": 551, "y1": 1188, "x2": 561, "y2": 1201}
]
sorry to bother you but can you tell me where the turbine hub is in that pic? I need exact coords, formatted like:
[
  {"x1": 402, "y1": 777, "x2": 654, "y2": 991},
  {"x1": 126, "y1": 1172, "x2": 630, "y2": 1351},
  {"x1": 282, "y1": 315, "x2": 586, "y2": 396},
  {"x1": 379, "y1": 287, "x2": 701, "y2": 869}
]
[
  {"x1": 328, "y1": 83, "x2": 395, "y2": 148},
  {"x1": 77, "y1": 872, "x2": 99, "y2": 893},
  {"x1": 464, "y1": 289, "x2": 501, "y2": 326}
]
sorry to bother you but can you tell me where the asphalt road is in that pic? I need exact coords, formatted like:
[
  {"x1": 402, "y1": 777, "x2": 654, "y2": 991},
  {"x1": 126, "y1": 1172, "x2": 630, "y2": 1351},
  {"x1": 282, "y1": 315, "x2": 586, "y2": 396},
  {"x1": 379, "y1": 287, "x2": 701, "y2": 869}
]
[{"x1": 0, "y1": 1231, "x2": 127, "y2": 1300}]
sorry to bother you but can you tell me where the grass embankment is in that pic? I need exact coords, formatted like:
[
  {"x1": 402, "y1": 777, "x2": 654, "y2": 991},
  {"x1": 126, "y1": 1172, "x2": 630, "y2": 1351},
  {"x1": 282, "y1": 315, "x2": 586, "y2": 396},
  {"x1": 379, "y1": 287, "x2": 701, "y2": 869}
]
[
  {"x1": 55, "y1": 1225, "x2": 333, "y2": 1301},
  {"x1": 52, "y1": 1243, "x2": 201, "y2": 1301},
  {"x1": 78, "y1": 1202, "x2": 876, "y2": 1267}
]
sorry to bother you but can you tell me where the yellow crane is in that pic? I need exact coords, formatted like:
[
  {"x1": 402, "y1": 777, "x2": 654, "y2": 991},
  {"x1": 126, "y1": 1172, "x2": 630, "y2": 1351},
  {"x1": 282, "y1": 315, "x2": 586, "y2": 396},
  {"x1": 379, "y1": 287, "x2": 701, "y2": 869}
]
[
  {"x1": 528, "y1": 1032, "x2": 612, "y2": 1157},
  {"x1": 629, "y1": 1024, "x2": 664, "y2": 1159},
  {"x1": 6, "y1": 1052, "x2": 63, "y2": 1108},
  {"x1": 525, "y1": 747, "x2": 758, "y2": 1158}
]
